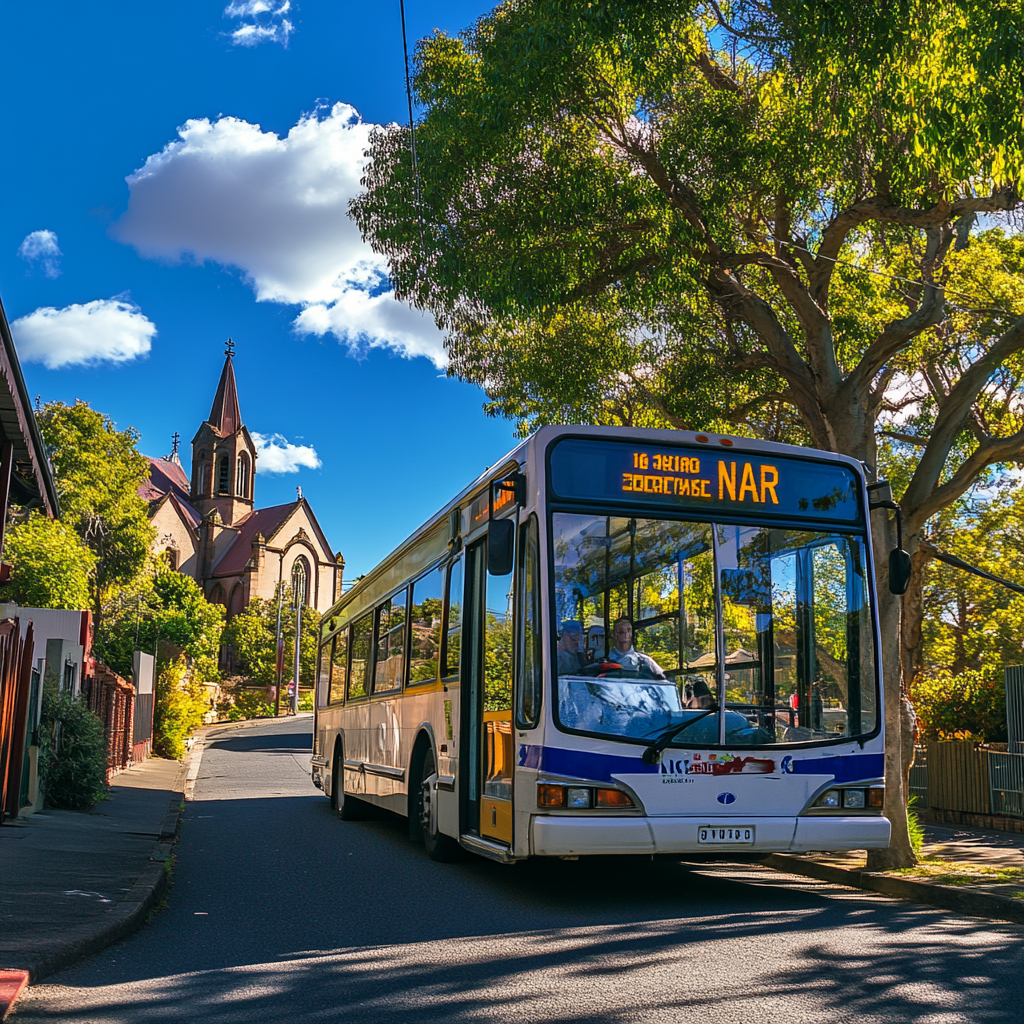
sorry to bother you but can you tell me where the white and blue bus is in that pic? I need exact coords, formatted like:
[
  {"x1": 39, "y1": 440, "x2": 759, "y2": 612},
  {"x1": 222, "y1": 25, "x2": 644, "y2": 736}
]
[{"x1": 311, "y1": 426, "x2": 890, "y2": 862}]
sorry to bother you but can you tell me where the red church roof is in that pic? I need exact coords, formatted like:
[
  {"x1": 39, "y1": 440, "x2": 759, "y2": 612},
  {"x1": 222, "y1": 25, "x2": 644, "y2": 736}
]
[{"x1": 209, "y1": 501, "x2": 300, "y2": 577}]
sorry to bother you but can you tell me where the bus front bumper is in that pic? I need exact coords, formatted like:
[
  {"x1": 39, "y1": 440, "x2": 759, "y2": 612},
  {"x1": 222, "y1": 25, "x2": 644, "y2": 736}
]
[{"x1": 531, "y1": 815, "x2": 891, "y2": 856}]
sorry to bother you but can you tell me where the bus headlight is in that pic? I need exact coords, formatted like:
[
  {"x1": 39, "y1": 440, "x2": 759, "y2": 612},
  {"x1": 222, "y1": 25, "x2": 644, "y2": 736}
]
[
  {"x1": 537, "y1": 784, "x2": 634, "y2": 810},
  {"x1": 843, "y1": 789, "x2": 866, "y2": 808},
  {"x1": 810, "y1": 787, "x2": 884, "y2": 812},
  {"x1": 813, "y1": 789, "x2": 842, "y2": 809}
]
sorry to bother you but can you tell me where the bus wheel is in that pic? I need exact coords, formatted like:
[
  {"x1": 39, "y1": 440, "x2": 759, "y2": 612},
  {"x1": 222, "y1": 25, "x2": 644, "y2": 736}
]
[
  {"x1": 419, "y1": 749, "x2": 461, "y2": 862},
  {"x1": 333, "y1": 748, "x2": 368, "y2": 821}
]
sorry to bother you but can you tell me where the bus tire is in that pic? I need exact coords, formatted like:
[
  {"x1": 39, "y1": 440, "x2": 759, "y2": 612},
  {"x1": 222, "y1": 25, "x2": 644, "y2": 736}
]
[
  {"x1": 418, "y1": 749, "x2": 461, "y2": 862},
  {"x1": 333, "y1": 744, "x2": 368, "y2": 821}
]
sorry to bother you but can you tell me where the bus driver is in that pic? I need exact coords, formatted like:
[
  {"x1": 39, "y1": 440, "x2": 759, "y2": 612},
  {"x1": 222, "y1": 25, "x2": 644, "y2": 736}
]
[{"x1": 608, "y1": 618, "x2": 667, "y2": 679}]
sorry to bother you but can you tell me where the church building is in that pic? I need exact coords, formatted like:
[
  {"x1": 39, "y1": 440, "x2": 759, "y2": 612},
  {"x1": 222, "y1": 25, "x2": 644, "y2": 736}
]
[{"x1": 140, "y1": 345, "x2": 342, "y2": 618}]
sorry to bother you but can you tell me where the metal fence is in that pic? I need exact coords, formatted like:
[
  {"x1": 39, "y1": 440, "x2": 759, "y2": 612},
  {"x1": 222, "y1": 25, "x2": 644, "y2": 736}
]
[
  {"x1": 988, "y1": 751, "x2": 1024, "y2": 818},
  {"x1": 1007, "y1": 665, "x2": 1024, "y2": 754}
]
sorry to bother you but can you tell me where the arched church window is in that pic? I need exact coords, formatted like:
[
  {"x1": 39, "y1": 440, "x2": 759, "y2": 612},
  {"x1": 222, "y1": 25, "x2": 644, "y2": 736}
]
[
  {"x1": 236, "y1": 453, "x2": 250, "y2": 498},
  {"x1": 292, "y1": 556, "x2": 310, "y2": 607},
  {"x1": 195, "y1": 450, "x2": 209, "y2": 492},
  {"x1": 217, "y1": 454, "x2": 230, "y2": 493}
]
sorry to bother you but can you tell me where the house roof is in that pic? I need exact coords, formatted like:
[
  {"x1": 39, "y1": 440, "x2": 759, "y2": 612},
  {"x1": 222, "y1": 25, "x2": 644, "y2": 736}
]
[
  {"x1": 0, "y1": 295, "x2": 59, "y2": 516},
  {"x1": 207, "y1": 352, "x2": 241, "y2": 437}
]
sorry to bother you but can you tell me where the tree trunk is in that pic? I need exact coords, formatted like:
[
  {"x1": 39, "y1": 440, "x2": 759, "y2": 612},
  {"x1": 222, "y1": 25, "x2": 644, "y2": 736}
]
[{"x1": 866, "y1": 508, "x2": 918, "y2": 870}]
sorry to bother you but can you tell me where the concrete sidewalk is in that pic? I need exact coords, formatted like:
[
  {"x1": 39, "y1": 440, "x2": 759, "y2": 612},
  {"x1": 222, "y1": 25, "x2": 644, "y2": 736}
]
[
  {"x1": 0, "y1": 756, "x2": 183, "y2": 987},
  {"x1": 766, "y1": 821, "x2": 1024, "y2": 923}
]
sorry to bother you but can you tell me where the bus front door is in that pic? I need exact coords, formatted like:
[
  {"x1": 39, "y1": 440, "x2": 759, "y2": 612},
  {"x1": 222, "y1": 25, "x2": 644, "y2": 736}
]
[{"x1": 464, "y1": 536, "x2": 515, "y2": 845}]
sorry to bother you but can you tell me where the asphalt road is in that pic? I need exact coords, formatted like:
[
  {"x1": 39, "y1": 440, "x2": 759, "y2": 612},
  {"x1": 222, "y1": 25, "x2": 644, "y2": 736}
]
[{"x1": 17, "y1": 716, "x2": 1024, "y2": 1023}]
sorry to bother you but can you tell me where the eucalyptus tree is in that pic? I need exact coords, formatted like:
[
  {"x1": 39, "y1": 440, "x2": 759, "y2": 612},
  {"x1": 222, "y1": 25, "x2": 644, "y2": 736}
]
[{"x1": 353, "y1": 0, "x2": 1024, "y2": 867}]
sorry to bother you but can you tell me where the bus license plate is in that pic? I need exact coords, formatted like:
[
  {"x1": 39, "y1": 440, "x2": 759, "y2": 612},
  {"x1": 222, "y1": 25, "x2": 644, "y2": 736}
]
[{"x1": 698, "y1": 826, "x2": 754, "y2": 845}]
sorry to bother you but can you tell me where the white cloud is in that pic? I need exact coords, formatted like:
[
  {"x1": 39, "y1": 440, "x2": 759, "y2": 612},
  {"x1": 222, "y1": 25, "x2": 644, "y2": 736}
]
[
  {"x1": 251, "y1": 432, "x2": 321, "y2": 474},
  {"x1": 113, "y1": 104, "x2": 446, "y2": 367},
  {"x1": 114, "y1": 103, "x2": 446, "y2": 366},
  {"x1": 18, "y1": 230, "x2": 62, "y2": 278},
  {"x1": 10, "y1": 298, "x2": 155, "y2": 369},
  {"x1": 223, "y1": 0, "x2": 293, "y2": 47}
]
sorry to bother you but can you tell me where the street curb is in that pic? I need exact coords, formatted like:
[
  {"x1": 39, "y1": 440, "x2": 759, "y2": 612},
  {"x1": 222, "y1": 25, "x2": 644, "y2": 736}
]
[
  {"x1": 2, "y1": 760, "x2": 189, "y2": 989},
  {"x1": 764, "y1": 853, "x2": 1024, "y2": 925}
]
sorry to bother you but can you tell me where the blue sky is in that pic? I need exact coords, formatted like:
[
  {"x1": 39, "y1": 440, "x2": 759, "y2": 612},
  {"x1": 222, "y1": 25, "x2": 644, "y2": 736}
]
[{"x1": 0, "y1": 0, "x2": 511, "y2": 580}]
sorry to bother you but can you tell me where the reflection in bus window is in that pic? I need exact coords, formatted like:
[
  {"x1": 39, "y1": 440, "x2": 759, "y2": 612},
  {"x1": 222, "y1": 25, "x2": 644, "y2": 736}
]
[
  {"x1": 317, "y1": 642, "x2": 330, "y2": 707},
  {"x1": 517, "y1": 515, "x2": 542, "y2": 728},
  {"x1": 409, "y1": 566, "x2": 444, "y2": 684},
  {"x1": 484, "y1": 550, "x2": 514, "y2": 800},
  {"x1": 329, "y1": 628, "x2": 348, "y2": 704},
  {"x1": 444, "y1": 557, "x2": 463, "y2": 677},
  {"x1": 374, "y1": 591, "x2": 407, "y2": 692},
  {"x1": 552, "y1": 513, "x2": 875, "y2": 747},
  {"x1": 348, "y1": 614, "x2": 372, "y2": 699}
]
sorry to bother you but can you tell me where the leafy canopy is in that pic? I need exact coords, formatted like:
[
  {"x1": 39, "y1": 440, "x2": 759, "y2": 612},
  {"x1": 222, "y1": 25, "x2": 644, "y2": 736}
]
[
  {"x1": 36, "y1": 400, "x2": 154, "y2": 613},
  {"x1": 4, "y1": 512, "x2": 95, "y2": 610},
  {"x1": 354, "y1": 0, "x2": 1024, "y2": 539}
]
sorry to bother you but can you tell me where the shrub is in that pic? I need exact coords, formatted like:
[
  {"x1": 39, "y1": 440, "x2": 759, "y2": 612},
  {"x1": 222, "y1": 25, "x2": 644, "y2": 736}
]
[
  {"x1": 912, "y1": 667, "x2": 1007, "y2": 742},
  {"x1": 39, "y1": 690, "x2": 107, "y2": 810},
  {"x1": 298, "y1": 689, "x2": 314, "y2": 712},
  {"x1": 153, "y1": 657, "x2": 208, "y2": 759},
  {"x1": 228, "y1": 687, "x2": 275, "y2": 721}
]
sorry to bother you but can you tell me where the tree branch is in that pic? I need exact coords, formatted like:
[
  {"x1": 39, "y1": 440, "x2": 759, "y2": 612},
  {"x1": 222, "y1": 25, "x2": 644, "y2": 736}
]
[{"x1": 902, "y1": 312, "x2": 1024, "y2": 515}]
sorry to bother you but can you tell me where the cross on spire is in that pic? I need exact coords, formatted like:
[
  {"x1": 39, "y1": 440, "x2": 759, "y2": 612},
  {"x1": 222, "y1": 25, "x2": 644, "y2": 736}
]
[
  {"x1": 170, "y1": 432, "x2": 180, "y2": 456},
  {"x1": 225, "y1": 337, "x2": 235, "y2": 357}
]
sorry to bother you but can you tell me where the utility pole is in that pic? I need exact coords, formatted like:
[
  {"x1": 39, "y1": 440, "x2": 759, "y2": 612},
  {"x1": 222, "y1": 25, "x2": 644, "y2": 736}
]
[
  {"x1": 291, "y1": 588, "x2": 302, "y2": 715},
  {"x1": 273, "y1": 582, "x2": 284, "y2": 716}
]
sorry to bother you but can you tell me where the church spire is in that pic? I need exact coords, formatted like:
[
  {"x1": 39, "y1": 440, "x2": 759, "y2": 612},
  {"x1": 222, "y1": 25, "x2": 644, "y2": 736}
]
[{"x1": 208, "y1": 339, "x2": 241, "y2": 437}]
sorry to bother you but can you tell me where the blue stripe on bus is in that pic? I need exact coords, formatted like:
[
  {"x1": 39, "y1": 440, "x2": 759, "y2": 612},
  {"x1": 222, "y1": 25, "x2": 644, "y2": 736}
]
[
  {"x1": 519, "y1": 745, "x2": 885, "y2": 784},
  {"x1": 518, "y1": 745, "x2": 657, "y2": 781},
  {"x1": 780, "y1": 752, "x2": 884, "y2": 782}
]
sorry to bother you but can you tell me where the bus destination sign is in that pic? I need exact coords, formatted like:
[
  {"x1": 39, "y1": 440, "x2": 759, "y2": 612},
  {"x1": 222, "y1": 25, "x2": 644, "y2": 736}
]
[{"x1": 550, "y1": 438, "x2": 861, "y2": 522}]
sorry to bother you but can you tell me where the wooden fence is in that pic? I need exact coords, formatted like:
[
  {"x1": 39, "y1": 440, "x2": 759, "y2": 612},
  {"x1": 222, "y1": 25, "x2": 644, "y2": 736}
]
[{"x1": 927, "y1": 740, "x2": 991, "y2": 814}]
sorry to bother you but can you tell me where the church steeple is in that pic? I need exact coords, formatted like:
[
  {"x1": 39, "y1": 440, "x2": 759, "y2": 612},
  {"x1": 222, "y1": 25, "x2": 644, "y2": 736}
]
[
  {"x1": 208, "y1": 339, "x2": 241, "y2": 436},
  {"x1": 190, "y1": 339, "x2": 257, "y2": 526}
]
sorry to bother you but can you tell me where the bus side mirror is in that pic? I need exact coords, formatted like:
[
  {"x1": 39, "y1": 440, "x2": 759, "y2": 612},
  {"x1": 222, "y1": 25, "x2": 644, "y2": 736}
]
[
  {"x1": 889, "y1": 548, "x2": 911, "y2": 595},
  {"x1": 488, "y1": 519, "x2": 515, "y2": 576}
]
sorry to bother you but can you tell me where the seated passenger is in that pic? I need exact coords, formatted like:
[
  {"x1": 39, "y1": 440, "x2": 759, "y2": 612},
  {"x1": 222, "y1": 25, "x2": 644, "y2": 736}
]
[
  {"x1": 607, "y1": 618, "x2": 667, "y2": 679},
  {"x1": 556, "y1": 620, "x2": 590, "y2": 675},
  {"x1": 683, "y1": 677, "x2": 715, "y2": 709}
]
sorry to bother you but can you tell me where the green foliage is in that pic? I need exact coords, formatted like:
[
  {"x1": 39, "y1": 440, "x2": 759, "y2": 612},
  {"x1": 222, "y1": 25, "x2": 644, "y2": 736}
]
[
  {"x1": 228, "y1": 687, "x2": 274, "y2": 721},
  {"x1": 39, "y1": 690, "x2": 107, "y2": 810},
  {"x1": 36, "y1": 400, "x2": 155, "y2": 614},
  {"x1": 906, "y1": 796, "x2": 925, "y2": 859},
  {"x1": 153, "y1": 657, "x2": 209, "y2": 760},
  {"x1": 919, "y1": 476, "x2": 1024, "y2": 678},
  {"x1": 353, "y1": 2, "x2": 1024, "y2": 539},
  {"x1": 223, "y1": 586, "x2": 319, "y2": 687},
  {"x1": 298, "y1": 689, "x2": 314, "y2": 712},
  {"x1": 4, "y1": 512, "x2": 95, "y2": 609},
  {"x1": 94, "y1": 567, "x2": 225, "y2": 681},
  {"x1": 912, "y1": 667, "x2": 1007, "y2": 742}
]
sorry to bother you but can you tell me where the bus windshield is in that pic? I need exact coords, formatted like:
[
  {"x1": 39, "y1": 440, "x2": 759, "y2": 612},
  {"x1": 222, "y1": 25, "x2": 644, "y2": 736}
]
[{"x1": 552, "y1": 513, "x2": 878, "y2": 748}]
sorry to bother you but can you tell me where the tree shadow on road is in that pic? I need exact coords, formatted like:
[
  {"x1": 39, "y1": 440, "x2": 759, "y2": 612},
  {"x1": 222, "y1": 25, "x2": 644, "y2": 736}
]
[{"x1": 24, "y1": 793, "x2": 1024, "y2": 1023}]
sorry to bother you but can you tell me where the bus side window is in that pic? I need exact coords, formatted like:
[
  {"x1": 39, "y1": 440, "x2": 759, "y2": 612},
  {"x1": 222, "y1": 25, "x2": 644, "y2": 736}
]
[
  {"x1": 517, "y1": 515, "x2": 542, "y2": 728},
  {"x1": 330, "y1": 628, "x2": 348, "y2": 704},
  {"x1": 409, "y1": 565, "x2": 444, "y2": 684},
  {"x1": 444, "y1": 556, "x2": 463, "y2": 678},
  {"x1": 374, "y1": 590, "x2": 407, "y2": 693},
  {"x1": 349, "y1": 614, "x2": 372, "y2": 699},
  {"x1": 317, "y1": 641, "x2": 330, "y2": 708}
]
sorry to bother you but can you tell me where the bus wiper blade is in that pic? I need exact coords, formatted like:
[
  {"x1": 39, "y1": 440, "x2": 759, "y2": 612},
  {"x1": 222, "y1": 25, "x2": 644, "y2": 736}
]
[{"x1": 641, "y1": 707, "x2": 718, "y2": 766}]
